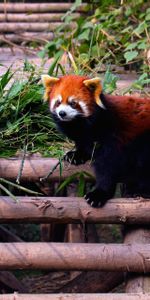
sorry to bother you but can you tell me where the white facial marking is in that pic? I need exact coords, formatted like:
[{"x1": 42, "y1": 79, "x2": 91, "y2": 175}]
[
  {"x1": 79, "y1": 101, "x2": 90, "y2": 116},
  {"x1": 55, "y1": 104, "x2": 79, "y2": 121},
  {"x1": 50, "y1": 95, "x2": 62, "y2": 112},
  {"x1": 69, "y1": 96, "x2": 90, "y2": 116}
]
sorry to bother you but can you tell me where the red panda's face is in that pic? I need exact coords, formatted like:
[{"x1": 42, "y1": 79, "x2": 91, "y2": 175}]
[{"x1": 42, "y1": 75, "x2": 103, "y2": 121}]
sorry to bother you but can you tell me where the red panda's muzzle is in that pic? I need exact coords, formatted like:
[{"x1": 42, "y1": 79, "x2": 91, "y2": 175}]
[{"x1": 53, "y1": 103, "x2": 82, "y2": 121}]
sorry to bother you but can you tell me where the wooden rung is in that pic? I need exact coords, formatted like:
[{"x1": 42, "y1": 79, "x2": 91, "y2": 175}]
[
  {"x1": 0, "y1": 3, "x2": 86, "y2": 13},
  {"x1": 0, "y1": 22, "x2": 74, "y2": 32},
  {"x1": 0, "y1": 13, "x2": 80, "y2": 22},
  {"x1": 0, "y1": 196, "x2": 149, "y2": 225},
  {"x1": 0, "y1": 293, "x2": 150, "y2": 300},
  {"x1": 0, "y1": 157, "x2": 93, "y2": 182},
  {"x1": 0, "y1": 32, "x2": 54, "y2": 43},
  {"x1": 0, "y1": 242, "x2": 150, "y2": 272}
]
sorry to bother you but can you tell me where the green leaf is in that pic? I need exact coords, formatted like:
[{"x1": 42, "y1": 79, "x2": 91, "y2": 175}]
[
  {"x1": 23, "y1": 59, "x2": 35, "y2": 72},
  {"x1": 0, "y1": 68, "x2": 13, "y2": 92},
  {"x1": 55, "y1": 172, "x2": 80, "y2": 195},
  {"x1": 125, "y1": 42, "x2": 138, "y2": 51},
  {"x1": 103, "y1": 69, "x2": 118, "y2": 93},
  {"x1": 78, "y1": 29, "x2": 90, "y2": 41},
  {"x1": 137, "y1": 41, "x2": 146, "y2": 50},
  {"x1": 145, "y1": 13, "x2": 150, "y2": 21},
  {"x1": 59, "y1": 156, "x2": 63, "y2": 178},
  {"x1": 77, "y1": 173, "x2": 85, "y2": 197},
  {"x1": 146, "y1": 8, "x2": 150, "y2": 20},
  {"x1": 133, "y1": 22, "x2": 146, "y2": 35},
  {"x1": 124, "y1": 51, "x2": 138, "y2": 62},
  {"x1": 121, "y1": 26, "x2": 133, "y2": 33},
  {"x1": 7, "y1": 81, "x2": 27, "y2": 99},
  {"x1": 82, "y1": 22, "x2": 94, "y2": 30},
  {"x1": 37, "y1": 49, "x2": 46, "y2": 59},
  {"x1": 48, "y1": 51, "x2": 63, "y2": 76}
]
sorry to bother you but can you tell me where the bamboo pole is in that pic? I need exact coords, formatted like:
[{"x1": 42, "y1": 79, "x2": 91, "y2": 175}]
[
  {"x1": 0, "y1": 196, "x2": 149, "y2": 225},
  {"x1": 0, "y1": 293, "x2": 150, "y2": 300},
  {"x1": 0, "y1": 158, "x2": 93, "y2": 182},
  {"x1": 0, "y1": 3, "x2": 86, "y2": 13},
  {"x1": 0, "y1": 242, "x2": 150, "y2": 272},
  {"x1": 0, "y1": 22, "x2": 69, "y2": 32},
  {"x1": 0, "y1": 13, "x2": 79, "y2": 22}
]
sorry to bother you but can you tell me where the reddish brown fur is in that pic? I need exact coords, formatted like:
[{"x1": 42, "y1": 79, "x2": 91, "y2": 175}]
[{"x1": 104, "y1": 94, "x2": 150, "y2": 142}]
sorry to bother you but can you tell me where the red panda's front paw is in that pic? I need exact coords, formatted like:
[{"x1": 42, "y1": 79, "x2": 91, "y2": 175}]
[
  {"x1": 64, "y1": 150, "x2": 87, "y2": 165},
  {"x1": 85, "y1": 188, "x2": 109, "y2": 208}
]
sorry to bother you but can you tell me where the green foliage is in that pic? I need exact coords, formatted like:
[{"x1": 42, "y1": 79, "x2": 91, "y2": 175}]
[
  {"x1": 1, "y1": 1, "x2": 150, "y2": 158},
  {"x1": 122, "y1": 72, "x2": 150, "y2": 94},
  {"x1": 103, "y1": 69, "x2": 118, "y2": 93},
  {"x1": 40, "y1": 0, "x2": 150, "y2": 74},
  {"x1": 56, "y1": 171, "x2": 94, "y2": 197},
  {"x1": 0, "y1": 66, "x2": 64, "y2": 157}
]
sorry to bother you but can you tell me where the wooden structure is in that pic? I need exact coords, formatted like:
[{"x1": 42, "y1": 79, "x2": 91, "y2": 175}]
[
  {"x1": 0, "y1": 2, "x2": 86, "y2": 44},
  {"x1": 0, "y1": 157, "x2": 150, "y2": 297}
]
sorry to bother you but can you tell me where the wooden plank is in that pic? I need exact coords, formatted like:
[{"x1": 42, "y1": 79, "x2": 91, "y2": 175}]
[
  {"x1": 0, "y1": 3, "x2": 86, "y2": 13},
  {"x1": 0, "y1": 293, "x2": 150, "y2": 300},
  {"x1": 0, "y1": 196, "x2": 149, "y2": 225},
  {"x1": 0, "y1": 242, "x2": 150, "y2": 272}
]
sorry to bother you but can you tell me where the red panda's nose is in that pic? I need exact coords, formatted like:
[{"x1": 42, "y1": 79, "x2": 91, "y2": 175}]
[{"x1": 59, "y1": 110, "x2": 67, "y2": 118}]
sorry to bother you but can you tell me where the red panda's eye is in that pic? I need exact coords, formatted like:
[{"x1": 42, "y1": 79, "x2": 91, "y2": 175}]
[
  {"x1": 55, "y1": 99, "x2": 61, "y2": 107},
  {"x1": 70, "y1": 101, "x2": 77, "y2": 109}
]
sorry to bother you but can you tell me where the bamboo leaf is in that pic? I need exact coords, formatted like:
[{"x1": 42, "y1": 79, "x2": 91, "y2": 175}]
[
  {"x1": 77, "y1": 173, "x2": 85, "y2": 197},
  {"x1": 0, "y1": 68, "x2": 13, "y2": 92}
]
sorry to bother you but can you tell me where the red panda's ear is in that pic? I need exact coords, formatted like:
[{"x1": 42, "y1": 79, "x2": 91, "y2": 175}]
[
  {"x1": 83, "y1": 78, "x2": 104, "y2": 108},
  {"x1": 41, "y1": 75, "x2": 60, "y2": 101}
]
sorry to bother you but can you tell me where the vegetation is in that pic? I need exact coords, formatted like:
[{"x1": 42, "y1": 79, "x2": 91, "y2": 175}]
[
  {"x1": 0, "y1": 66, "x2": 66, "y2": 157},
  {"x1": 0, "y1": 0, "x2": 149, "y2": 159},
  {"x1": 0, "y1": 0, "x2": 149, "y2": 270},
  {"x1": 39, "y1": 0, "x2": 150, "y2": 75}
]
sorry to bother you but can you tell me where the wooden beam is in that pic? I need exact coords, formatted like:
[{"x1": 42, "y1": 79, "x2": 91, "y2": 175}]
[
  {"x1": 0, "y1": 242, "x2": 150, "y2": 272},
  {"x1": 0, "y1": 196, "x2": 149, "y2": 225},
  {"x1": 0, "y1": 158, "x2": 93, "y2": 182},
  {"x1": 0, "y1": 293, "x2": 150, "y2": 300},
  {"x1": 0, "y1": 3, "x2": 86, "y2": 13}
]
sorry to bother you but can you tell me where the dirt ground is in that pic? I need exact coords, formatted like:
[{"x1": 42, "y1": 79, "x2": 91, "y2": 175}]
[{"x1": 0, "y1": 46, "x2": 139, "y2": 92}]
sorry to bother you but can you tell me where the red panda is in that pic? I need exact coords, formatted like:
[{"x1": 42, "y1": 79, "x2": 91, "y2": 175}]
[{"x1": 42, "y1": 74, "x2": 150, "y2": 207}]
